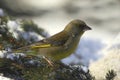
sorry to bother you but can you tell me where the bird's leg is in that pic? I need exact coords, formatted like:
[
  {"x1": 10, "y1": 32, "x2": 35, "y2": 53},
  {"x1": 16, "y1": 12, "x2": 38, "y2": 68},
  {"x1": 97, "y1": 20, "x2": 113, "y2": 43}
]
[{"x1": 42, "y1": 56, "x2": 54, "y2": 67}]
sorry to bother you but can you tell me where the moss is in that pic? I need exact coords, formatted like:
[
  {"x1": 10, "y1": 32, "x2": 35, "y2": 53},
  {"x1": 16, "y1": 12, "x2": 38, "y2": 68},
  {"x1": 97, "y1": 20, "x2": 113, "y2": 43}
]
[
  {"x1": 21, "y1": 20, "x2": 47, "y2": 38},
  {"x1": 0, "y1": 12, "x2": 48, "y2": 50},
  {"x1": 105, "y1": 70, "x2": 117, "y2": 80},
  {"x1": 0, "y1": 55, "x2": 95, "y2": 80}
]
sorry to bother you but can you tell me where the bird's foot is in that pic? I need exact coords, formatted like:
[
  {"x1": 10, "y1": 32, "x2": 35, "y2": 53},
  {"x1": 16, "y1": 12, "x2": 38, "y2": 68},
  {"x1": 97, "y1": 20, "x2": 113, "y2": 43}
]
[{"x1": 42, "y1": 56, "x2": 54, "y2": 67}]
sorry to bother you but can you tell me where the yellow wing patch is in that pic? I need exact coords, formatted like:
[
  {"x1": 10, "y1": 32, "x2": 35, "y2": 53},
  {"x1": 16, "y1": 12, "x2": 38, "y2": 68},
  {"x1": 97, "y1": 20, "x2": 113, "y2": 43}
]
[{"x1": 31, "y1": 44, "x2": 51, "y2": 49}]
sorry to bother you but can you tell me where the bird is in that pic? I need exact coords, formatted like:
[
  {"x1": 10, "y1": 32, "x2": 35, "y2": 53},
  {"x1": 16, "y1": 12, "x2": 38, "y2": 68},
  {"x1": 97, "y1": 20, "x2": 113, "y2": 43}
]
[{"x1": 14, "y1": 19, "x2": 91, "y2": 65}]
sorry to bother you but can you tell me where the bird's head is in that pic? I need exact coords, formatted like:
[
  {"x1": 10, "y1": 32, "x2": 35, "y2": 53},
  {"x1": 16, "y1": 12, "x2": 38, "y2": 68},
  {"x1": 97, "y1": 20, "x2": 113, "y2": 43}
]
[{"x1": 64, "y1": 19, "x2": 92, "y2": 35}]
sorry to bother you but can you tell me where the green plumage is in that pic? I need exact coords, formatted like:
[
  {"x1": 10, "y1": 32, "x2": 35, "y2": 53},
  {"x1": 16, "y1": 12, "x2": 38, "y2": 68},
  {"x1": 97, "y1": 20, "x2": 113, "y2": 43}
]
[{"x1": 13, "y1": 19, "x2": 91, "y2": 61}]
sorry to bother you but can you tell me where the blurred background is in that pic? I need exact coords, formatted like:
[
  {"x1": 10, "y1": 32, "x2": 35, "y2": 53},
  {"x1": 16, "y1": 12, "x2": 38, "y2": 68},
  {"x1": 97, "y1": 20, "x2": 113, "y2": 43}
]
[{"x1": 0, "y1": 0, "x2": 120, "y2": 66}]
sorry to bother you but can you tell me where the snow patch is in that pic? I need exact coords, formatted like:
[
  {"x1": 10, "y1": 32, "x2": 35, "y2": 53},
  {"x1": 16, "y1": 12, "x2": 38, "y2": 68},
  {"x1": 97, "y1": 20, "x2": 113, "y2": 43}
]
[{"x1": 89, "y1": 33, "x2": 120, "y2": 80}]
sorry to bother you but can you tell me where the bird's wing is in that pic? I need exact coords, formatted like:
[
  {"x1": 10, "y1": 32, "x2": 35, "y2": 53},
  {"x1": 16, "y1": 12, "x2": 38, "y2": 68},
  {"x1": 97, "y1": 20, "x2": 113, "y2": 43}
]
[
  {"x1": 14, "y1": 40, "x2": 51, "y2": 52},
  {"x1": 30, "y1": 31, "x2": 69, "y2": 49},
  {"x1": 30, "y1": 40, "x2": 51, "y2": 49},
  {"x1": 14, "y1": 31, "x2": 69, "y2": 52}
]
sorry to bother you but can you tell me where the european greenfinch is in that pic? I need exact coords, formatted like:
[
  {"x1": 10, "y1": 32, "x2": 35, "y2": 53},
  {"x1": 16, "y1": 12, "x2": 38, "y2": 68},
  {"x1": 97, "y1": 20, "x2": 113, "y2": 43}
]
[{"x1": 14, "y1": 19, "x2": 91, "y2": 61}]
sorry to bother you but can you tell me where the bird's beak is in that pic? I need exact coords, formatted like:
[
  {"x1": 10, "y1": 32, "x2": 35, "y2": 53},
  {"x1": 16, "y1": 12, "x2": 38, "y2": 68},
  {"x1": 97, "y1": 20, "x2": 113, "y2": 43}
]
[{"x1": 83, "y1": 25, "x2": 92, "y2": 31}]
